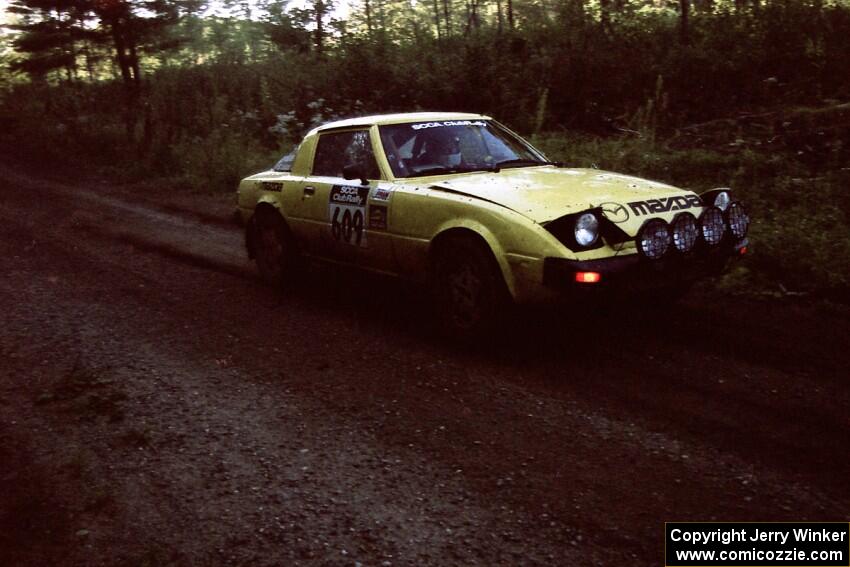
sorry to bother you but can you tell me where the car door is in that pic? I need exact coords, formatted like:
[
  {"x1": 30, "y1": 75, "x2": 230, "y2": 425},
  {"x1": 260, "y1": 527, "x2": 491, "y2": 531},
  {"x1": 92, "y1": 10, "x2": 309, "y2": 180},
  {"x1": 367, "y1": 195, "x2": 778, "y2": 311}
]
[{"x1": 292, "y1": 128, "x2": 396, "y2": 271}]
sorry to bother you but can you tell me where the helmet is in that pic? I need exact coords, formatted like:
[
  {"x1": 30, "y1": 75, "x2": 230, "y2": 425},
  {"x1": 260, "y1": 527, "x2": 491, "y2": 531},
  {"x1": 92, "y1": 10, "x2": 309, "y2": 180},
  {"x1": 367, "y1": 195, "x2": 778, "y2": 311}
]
[{"x1": 420, "y1": 129, "x2": 461, "y2": 167}]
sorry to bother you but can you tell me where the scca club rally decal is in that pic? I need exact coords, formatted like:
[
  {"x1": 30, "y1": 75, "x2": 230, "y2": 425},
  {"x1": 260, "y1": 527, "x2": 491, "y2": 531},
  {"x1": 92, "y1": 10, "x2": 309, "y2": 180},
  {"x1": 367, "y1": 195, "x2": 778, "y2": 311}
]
[
  {"x1": 329, "y1": 185, "x2": 370, "y2": 246},
  {"x1": 411, "y1": 120, "x2": 487, "y2": 130},
  {"x1": 628, "y1": 194, "x2": 702, "y2": 217}
]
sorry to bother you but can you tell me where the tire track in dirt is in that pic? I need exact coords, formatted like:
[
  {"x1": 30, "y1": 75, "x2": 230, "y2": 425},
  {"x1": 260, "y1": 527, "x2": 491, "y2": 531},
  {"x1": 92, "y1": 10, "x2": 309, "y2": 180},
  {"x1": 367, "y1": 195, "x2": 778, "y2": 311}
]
[
  {"x1": 1, "y1": 210, "x2": 604, "y2": 566},
  {"x1": 2, "y1": 168, "x2": 850, "y2": 565}
]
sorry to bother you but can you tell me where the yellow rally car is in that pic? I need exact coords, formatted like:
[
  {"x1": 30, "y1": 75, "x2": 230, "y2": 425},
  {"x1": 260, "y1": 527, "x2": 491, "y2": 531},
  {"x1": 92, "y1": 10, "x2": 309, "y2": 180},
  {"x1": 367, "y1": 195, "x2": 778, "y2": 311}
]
[{"x1": 236, "y1": 112, "x2": 749, "y2": 335}]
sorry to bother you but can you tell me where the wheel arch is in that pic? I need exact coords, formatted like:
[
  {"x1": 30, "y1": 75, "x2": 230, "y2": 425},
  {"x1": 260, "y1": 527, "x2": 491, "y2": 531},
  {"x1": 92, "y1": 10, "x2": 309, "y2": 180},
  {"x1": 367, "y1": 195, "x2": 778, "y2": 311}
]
[
  {"x1": 246, "y1": 200, "x2": 289, "y2": 260},
  {"x1": 428, "y1": 223, "x2": 517, "y2": 298}
]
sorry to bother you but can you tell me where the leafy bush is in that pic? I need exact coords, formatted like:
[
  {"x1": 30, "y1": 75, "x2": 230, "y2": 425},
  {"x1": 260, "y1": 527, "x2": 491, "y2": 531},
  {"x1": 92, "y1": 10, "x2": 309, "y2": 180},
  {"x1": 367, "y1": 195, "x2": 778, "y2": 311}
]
[{"x1": 2, "y1": 0, "x2": 849, "y2": 299}]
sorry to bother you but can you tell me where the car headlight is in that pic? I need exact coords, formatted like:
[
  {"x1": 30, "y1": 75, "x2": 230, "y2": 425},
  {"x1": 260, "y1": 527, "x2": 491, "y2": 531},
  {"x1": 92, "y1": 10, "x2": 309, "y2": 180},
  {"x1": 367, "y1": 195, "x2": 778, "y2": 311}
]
[
  {"x1": 574, "y1": 213, "x2": 599, "y2": 247},
  {"x1": 699, "y1": 206, "x2": 725, "y2": 245},
  {"x1": 671, "y1": 213, "x2": 698, "y2": 253},
  {"x1": 725, "y1": 201, "x2": 749, "y2": 239},
  {"x1": 637, "y1": 219, "x2": 671, "y2": 260},
  {"x1": 713, "y1": 191, "x2": 731, "y2": 211}
]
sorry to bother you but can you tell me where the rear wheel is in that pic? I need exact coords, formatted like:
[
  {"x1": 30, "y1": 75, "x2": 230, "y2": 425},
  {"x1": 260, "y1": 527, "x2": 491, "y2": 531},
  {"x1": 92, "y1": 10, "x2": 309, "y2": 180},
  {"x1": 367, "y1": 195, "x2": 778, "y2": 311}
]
[
  {"x1": 252, "y1": 209, "x2": 298, "y2": 287},
  {"x1": 432, "y1": 236, "x2": 510, "y2": 339}
]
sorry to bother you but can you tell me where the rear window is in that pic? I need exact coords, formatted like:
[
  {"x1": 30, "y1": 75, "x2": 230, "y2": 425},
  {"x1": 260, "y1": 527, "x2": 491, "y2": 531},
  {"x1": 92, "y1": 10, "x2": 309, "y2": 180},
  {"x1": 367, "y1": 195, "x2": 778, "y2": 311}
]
[{"x1": 273, "y1": 145, "x2": 299, "y2": 172}]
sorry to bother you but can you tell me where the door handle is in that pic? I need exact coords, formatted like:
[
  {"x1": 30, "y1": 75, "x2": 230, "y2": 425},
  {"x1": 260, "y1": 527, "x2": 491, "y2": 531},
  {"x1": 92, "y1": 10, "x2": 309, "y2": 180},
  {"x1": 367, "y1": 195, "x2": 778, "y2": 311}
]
[{"x1": 303, "y1": 185, "x2": 315, "y2": 197}]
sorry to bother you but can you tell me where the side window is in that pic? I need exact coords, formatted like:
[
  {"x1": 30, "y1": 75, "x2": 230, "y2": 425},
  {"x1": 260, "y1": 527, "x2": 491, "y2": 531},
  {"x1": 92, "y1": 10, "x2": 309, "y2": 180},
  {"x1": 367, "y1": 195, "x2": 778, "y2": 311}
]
[
  {"x1": 312, "y1": 130, "x2": 381, "y2": 179},
  {"x1": 273, "y1": 144, "x2": 299, "y2": 172}
]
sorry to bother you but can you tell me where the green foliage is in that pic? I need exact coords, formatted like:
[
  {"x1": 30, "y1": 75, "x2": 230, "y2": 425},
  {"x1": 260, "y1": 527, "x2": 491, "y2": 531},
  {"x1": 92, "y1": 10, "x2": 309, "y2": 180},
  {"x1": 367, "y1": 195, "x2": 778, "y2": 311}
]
[
  {"x1": 4, "y1": 0, "x2": 206, "y2": 85},
  {"x1": 1, "y1": 0, "x2": 849, "y2": 297}
]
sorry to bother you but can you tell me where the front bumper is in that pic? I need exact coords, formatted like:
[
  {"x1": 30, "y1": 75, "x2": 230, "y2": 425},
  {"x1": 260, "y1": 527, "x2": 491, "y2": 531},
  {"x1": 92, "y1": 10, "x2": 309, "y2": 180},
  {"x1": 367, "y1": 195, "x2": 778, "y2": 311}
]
[{"x1": 543, "y1": 238, "x2": 748, "y2": 292}]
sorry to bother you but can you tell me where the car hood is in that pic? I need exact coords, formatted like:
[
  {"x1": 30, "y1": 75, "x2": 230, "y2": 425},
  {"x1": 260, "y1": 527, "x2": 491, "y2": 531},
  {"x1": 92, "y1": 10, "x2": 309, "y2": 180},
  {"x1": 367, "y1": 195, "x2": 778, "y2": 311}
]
[{"x1": 423, "y1": 166, "x2": 698, "y2": 227}]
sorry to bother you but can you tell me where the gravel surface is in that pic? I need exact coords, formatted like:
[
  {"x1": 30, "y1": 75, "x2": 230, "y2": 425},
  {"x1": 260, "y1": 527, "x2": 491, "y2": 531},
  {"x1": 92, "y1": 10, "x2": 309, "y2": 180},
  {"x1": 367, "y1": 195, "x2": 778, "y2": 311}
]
[{"x1": 1, "y1": 165, "x2": 849, "y2": 566}]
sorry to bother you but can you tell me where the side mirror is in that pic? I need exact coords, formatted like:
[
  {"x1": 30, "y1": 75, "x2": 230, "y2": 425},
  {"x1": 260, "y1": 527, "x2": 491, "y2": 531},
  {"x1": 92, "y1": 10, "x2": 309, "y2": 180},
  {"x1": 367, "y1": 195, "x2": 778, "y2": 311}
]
[{"x1": 342, "y1": 164, "x2": 370, "y2": 186}]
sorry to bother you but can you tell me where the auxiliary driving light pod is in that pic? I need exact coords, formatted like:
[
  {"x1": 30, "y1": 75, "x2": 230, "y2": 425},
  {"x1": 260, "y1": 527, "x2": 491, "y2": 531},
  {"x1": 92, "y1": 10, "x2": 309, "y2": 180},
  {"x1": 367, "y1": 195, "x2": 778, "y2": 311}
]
[
  {"x1": 574, "y1": 213, "x2": 600, "y2": 247},
  {"x1": 671, "y1": 213, "x2": 699, "y2": 253},
  {"x1": 637, "y1": 218, "x2": 672, "y2": 260},
  {"x1": 725, "y1": 201, "x2": 750, "y2": 239},
  {"x1": 699, "y1": 206, "x2": 726, "y2": 246}
]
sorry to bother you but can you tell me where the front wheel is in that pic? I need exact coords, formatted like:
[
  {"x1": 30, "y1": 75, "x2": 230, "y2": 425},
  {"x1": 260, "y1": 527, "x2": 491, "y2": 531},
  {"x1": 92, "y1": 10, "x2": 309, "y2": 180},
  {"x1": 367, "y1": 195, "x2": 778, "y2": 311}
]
[{"x1": 432, "y1": 236, "x2": 510, "y2": 340}]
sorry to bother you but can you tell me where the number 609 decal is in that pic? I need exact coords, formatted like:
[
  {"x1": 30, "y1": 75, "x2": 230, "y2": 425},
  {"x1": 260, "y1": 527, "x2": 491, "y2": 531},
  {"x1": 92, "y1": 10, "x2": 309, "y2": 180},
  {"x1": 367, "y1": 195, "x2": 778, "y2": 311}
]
[
  {"x1": 331, "y1": 206, "x2": 365, "y2": 245},
  {"x1": 329, "y1": 185, "x2": 370, "y2": 247}
]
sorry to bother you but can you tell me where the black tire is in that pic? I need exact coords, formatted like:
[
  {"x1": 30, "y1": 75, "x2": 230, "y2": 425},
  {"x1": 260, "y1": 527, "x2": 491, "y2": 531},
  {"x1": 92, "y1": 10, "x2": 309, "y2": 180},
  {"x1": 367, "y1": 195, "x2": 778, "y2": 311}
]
[
  {"x1": 432, "y1": 235, "x2": 510, "y2": 339},
  {"x1": 252, "y1": 209, "x2": 298, "y2": 287}
]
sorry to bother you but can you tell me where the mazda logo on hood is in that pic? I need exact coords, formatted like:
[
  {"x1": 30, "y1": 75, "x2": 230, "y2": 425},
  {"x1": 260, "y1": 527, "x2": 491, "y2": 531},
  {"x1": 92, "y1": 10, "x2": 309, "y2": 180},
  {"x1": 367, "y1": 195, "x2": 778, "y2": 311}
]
[{"x1": 599, "y1": 202, "x2": 629, "y2": 223}]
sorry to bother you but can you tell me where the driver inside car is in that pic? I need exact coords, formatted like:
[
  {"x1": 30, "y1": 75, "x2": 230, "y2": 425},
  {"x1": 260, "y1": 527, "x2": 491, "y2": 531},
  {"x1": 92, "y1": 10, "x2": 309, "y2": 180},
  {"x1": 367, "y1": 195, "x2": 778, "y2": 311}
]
[{"x1": 414, "y1": 129, "x2": 463, "y2": 168}]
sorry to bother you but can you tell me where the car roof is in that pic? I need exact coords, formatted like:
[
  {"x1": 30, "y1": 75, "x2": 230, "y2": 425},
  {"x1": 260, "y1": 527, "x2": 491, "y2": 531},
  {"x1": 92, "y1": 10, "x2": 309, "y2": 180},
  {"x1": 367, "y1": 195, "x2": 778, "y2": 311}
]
[{"x1": 310, "y1": 112, "x2": 491, "y2": 134}]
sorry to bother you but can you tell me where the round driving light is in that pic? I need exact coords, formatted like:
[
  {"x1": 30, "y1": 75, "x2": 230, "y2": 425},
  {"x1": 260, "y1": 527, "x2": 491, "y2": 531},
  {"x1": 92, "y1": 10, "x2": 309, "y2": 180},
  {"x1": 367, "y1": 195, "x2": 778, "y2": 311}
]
[
  {"x1": 574, "y1": 213, "x2": 599, "y2": 247},
  {"x1": 671, "y1": 213, "x2": 698, "y2": 253},
  {"x1": 725, "y1": 201, "x2": 749, "y2": 239},
  {"x1": 713, "y1": 191, "x2": 731, "y2": 211},
  {"x1": 699, "y1": 206, "x2": 725, "y2": 246},
  {"x1": 637, "y1": 218, "x2": 671, "y2": 260}
]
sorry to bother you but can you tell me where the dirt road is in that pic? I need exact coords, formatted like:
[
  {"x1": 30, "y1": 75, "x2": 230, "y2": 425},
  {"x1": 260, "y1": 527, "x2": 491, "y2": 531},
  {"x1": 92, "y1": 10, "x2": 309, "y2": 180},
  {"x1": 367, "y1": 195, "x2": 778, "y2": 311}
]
[{"x1": 1, "y1": 166, "x2": 848, "y2": 566}]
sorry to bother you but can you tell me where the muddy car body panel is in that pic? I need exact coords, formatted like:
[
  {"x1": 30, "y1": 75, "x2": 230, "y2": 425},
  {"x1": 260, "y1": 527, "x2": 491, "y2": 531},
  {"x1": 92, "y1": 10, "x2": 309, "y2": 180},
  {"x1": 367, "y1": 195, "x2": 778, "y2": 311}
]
[{"x1": 237, "y1": 112, "x2": 749, "y2": 304}]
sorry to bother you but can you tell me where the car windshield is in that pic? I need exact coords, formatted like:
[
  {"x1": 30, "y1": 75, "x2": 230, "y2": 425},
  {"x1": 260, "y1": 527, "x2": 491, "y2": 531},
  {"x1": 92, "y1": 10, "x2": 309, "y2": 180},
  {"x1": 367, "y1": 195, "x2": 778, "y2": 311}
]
[{"x1": 378, "y1": 120, "x2": 549, "y2": 178}]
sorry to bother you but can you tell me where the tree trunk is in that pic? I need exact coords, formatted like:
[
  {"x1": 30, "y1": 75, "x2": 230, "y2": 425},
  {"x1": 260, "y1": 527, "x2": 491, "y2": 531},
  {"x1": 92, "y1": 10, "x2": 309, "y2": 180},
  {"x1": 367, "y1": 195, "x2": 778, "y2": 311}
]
[
  {"x1": 314, "y1": 0, "x2": 325, "y2": 55},
  {"x1": 108, "y1": 24, "x2": 140, "y2": 140},
  {"x1": 600, "y1": 0, "x2": 611, "y2": 31},
  {"x1": 82, "y1": 35, "x2": 95, "y2": 82},
  {"x1": 679, "y1": 0, "x2": 690, "y2": 45},
  {"x1": 65, "y1": 15, "x2": 78, "y2": 83},
  {"x1": 129, "y1": 42, "x2": 141, "y2": 86},
  {"x1": 365, "y1": 0, "x2": 373, "y2": 37},
  {"x1": 111, "y1": 28, "x2": 133, "y2": 87},
  {"x1": 464, "y1": 0, "x2": 479, "y2": 35},
  {"x1": 432, "y1": 0, "x2": 442, "y2": 38}
]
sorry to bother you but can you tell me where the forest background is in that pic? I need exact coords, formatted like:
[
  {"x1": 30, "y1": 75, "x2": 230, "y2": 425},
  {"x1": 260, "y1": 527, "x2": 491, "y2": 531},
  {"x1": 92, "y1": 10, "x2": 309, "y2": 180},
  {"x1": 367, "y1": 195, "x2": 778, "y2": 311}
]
[{"x1": 1, "y1": 0, "x2": 849, "y2": 298}]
